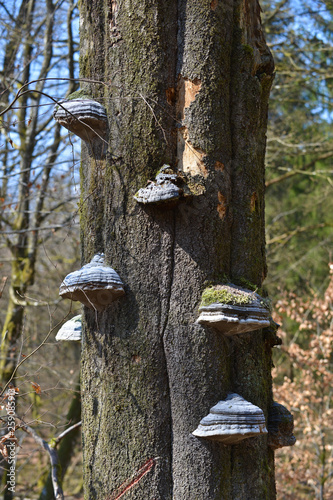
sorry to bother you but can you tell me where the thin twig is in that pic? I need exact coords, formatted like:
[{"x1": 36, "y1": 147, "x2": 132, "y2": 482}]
[
  {"x1": 0, "y1": 312, "x2": 72, "y2": 397},
  {"x1": 53, "y1": 421, "x2": 81, "y2": 445},
  {"x1": 107, "y1": 457, "x2": 157, "y2": 500}
]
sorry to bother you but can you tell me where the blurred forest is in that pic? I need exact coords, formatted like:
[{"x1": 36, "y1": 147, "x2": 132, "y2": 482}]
[
  {"x1": 263, "y1": 0, "x2": 333, "y2": 498},
  {"x1": 0, "y1": 0, "x2": 82, "y2": 498},
  {"x1": 0, "y1": 0, "x2": 332, "y2": 498}
]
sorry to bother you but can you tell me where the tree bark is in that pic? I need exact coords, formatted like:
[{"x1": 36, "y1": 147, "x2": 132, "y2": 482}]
[{"x1": 79, "y1": 0, "x2": 275, "y2": 498}]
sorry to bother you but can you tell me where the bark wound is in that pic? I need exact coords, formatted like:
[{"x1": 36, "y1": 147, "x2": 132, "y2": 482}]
[
  {"x1": 176, "y1": 76, "x2": 207, "y2": 176},
  {"x1": 108, "y1": 0, "x2": 117, "y2": 28},
  {"x1": 176, "y1": 76, "x2": 202, "y2": 120},
  {"x1": 165, "y1": 87, "x2": 176, "y2": 106},
  {"x1": 177, "y1": 127, "x2": 208, "y2": 176},
  {"x1": 250, "y1": 192, "x2": 258, "y2": 212},
  {"x1": 215, "y1": 160, "x2": 224, "y2": 171},
  {"x1": 108, "y1": 0, "x2": 121, "y2": 41},
  {"x1": 217, "y1": 191, "x2": 227, "y2": 219}
]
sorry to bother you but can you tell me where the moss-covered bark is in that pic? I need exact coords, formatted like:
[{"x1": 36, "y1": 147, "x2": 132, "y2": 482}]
[
  {"x1": 1, "y1": 253, "x2": 35, "y2": 383},
  {"x1": 79, "y1": 0, "x2": 275, "y2": 498}
]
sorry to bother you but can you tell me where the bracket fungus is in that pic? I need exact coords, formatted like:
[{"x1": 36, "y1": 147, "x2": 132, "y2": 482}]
[
  {"x1": 196, "y1": 284, "x2": 271, "y2": 335},
  {"x1": 134, "y1": 165, "x2": 191, "y2": 206},
  {"x1": 59, "y1": 253, "x2": 125, "y2": 311},
  {"x1": 267, "y1": 402, "x2": 296, "y2": 450},
  {"x1": 53, "y1": 96, "x2": 108, "y2": 144},
  {"x1": 192, "y1": 393, "x2": 267, "y2": 444},
  {"x1": 56, "y1": 315, "x2": 82, "y2": 342}
]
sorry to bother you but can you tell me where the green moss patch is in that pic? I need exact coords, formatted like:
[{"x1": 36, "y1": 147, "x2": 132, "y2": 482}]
[
  {"x1": 200, "y1": 285, "x2": 256, "y2": 307},
  {"x1": 67, "y1": 88, "x2": 92, "y2": 100}
]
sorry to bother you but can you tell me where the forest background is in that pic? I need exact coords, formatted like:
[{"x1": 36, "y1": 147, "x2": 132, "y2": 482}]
[{"x1": 0, "y1": 0, "x2": 332, "y2": 498}]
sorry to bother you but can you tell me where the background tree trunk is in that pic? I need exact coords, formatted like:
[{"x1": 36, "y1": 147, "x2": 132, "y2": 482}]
[{"x1": 79, "y1": 0, "x2": 275, "y2": 498}]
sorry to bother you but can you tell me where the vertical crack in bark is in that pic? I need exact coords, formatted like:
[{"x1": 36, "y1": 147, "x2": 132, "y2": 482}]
[
  {"x1": 227, "y1": 0, "x2": 236, "y2": 277},
  {"x1": 160, "y1": 212, "x2": 176, "y2": 499},
  {"x1": 156, "y1": 3, "x2": 181, "y2": 494}
]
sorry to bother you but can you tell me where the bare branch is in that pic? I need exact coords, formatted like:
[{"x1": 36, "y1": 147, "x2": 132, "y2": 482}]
[
  {"x1": 0, "y1": 277, "x2": 7, "y2": 299},
  {"x1": 18, "y1": 421, "x2": 64, "y2": 500},
  {"x1": 53, "y1": 421, "x2": 82, "y2": 445},
  {"x1": 266, "y1": 151, "x2": 333, "y2": 188}
]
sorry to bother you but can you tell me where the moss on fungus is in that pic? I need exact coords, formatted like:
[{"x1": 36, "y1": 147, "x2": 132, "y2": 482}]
[
  {"x1": 200, "y1": 285, "x2": 255, "y2": 307},
  {"x1": 66, "y1": 88, "x2": 93, "y2": 100}
]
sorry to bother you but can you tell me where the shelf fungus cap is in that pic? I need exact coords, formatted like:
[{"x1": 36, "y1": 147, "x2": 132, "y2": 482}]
[
  {"x1": 56, "y1": 315, "x2": 82, "y2": 342},
  {"x1": 267, "y1": 402, "x2": 296, "y2": 450},
  {"x1": 192, "y1": 393, "x2": 267, "y2": 444},
  {"x1": 59, "y1": 253, "x2": 125, "y2": 311},
  {"x1": 134, "y1": 165, "x2": 183, "y2": 205},
  {"x1": 53, "y1": 98, "x2": 108, "y2": 142},
  {"x1": 197, "y1": 284, "x2": 271, "y2": 335},
  {"x1": 134, "y1": 181, "x2": 181, "y2": 205}
]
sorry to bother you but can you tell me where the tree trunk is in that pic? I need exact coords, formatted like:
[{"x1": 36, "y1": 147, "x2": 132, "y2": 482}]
[{"x1": 79, "y1": 0, "x2": 275, "y2": 498}]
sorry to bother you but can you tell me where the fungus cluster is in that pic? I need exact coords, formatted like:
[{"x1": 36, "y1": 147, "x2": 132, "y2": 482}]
[{"x1": 52, "y1": 88, "x2": 296, "y2": 461}]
